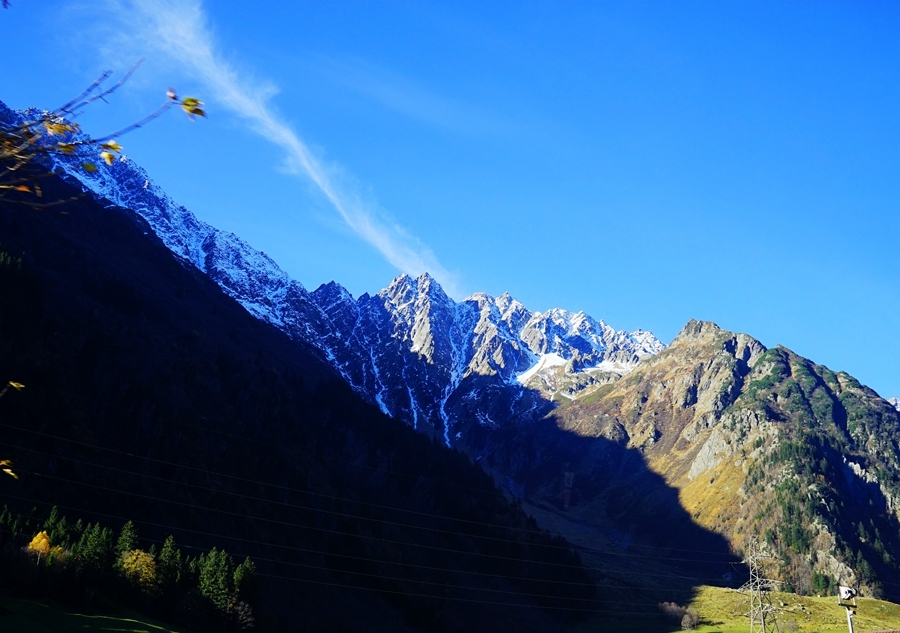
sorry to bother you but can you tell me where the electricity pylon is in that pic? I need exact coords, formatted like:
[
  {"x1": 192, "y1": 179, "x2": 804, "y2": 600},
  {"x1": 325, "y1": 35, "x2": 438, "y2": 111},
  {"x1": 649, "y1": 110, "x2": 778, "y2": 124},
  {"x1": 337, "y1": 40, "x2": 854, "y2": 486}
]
[{"x1": 740, "y1": 537, "x2": 781, "y2": 633}]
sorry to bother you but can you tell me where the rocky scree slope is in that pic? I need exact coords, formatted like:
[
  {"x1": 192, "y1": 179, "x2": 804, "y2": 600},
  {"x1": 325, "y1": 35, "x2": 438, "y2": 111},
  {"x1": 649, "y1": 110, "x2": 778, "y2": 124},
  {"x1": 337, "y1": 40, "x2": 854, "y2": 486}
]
[{"x1": 523, "y1": 320, "x2": 900, "y2": 599}]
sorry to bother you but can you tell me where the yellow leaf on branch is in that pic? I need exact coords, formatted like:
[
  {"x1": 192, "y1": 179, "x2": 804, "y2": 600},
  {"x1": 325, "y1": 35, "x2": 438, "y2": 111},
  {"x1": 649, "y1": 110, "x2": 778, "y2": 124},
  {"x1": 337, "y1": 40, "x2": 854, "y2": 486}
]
[
  {"x1": 1, "y1": 460, "x2": 18, "y2": 480},
  {"x1": 180, "y1": 97, "x2": 206, "y2": 119}
]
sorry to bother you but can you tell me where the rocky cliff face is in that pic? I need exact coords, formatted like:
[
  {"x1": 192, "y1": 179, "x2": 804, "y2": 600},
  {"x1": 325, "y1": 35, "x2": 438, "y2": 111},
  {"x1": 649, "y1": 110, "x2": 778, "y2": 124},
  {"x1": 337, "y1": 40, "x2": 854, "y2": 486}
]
[
  {"x1": 521, "y1": 320, "x2": 900, "y2": 598},
  {"x1": 307, "y1": 272, "x2": 663, "y2": 446}
]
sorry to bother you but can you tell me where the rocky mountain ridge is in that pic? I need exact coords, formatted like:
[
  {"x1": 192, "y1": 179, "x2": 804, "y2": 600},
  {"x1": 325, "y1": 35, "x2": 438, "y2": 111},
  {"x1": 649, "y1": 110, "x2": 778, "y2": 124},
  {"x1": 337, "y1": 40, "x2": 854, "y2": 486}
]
[{"x1": 18, "y1": 107, "x2": 662, "y2": 445}]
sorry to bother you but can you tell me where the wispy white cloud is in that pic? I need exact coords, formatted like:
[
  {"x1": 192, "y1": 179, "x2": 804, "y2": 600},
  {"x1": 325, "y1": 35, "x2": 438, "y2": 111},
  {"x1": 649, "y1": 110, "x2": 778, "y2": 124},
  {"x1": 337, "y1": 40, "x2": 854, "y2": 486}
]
[
  {"x1": 313, "y1": 55, "x2": 513, "y2": 137},
  {"x1": 92, "y1": 0, "x2": 462, "y2": 297}
]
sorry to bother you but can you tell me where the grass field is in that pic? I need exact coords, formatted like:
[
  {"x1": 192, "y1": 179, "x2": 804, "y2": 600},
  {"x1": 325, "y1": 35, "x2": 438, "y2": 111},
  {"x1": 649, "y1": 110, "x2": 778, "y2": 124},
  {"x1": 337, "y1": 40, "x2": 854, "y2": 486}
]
[
  {"x1": 689, "y1": 586, "x2": 900, "y2": 633},
  {"x1": 4, "y1": 587, "x2": 900, "y2": 632},
  {"x1": 0, "y1": 598, "x2": 193, "y2": 633},
  {"x1": 578, "y1": 586, "x2": 900, "y2": 633}
]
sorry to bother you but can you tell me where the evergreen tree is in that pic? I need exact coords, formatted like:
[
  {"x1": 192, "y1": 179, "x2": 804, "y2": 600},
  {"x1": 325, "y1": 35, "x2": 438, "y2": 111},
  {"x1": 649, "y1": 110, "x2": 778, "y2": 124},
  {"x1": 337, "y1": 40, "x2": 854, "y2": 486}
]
[
  {"x1": 199, "y1": 548, "x2": 234, "y2": 612},
  {"x1": 157, "y1": 535, "x2": 183, "y2": 595},
  {"x1": 116, "y1": 520, "x2": 139, "y2": 564},
  {"x1": 51, "y1": 515, "x2": 71, "y2": 549},
  {"x1": 42, "y1": 507, "x2": 72, "y2": 548},
  {"x1": 233, "y1": 557, "x2": 258, "y2": 605},
  {"x1": 185, "y1": 555, "x2": 202, "y2": 587},
  {"x1": 0, "y1": 505, "x2": 11, "y2": 545},
  {"x1": 42, "y1": 506, "x2": 60, "y2": 538},
  {"x1": 76, "y1": 522, "x2": 114, "y2": 577}
]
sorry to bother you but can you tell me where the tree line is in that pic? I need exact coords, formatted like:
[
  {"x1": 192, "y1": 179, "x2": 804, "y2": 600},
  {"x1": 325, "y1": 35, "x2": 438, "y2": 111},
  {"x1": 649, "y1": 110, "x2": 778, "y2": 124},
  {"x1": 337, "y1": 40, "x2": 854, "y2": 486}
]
[{"x1": 0, "y1": 504, "x2": 258, "y2": 632}]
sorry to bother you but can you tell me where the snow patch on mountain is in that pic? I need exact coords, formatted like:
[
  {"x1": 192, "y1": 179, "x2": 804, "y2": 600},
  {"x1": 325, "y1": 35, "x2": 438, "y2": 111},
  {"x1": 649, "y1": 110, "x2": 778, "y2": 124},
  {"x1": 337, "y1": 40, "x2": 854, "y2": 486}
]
[
  {"x1": 516, "y1": 353, "x2": 568, "y2": 385},
  {"x1": 889, "y1": 397, "x2": 900, "y2": 412},
  {"x1": 591, "y1": 359, "x2": 636, "y2": 375}
]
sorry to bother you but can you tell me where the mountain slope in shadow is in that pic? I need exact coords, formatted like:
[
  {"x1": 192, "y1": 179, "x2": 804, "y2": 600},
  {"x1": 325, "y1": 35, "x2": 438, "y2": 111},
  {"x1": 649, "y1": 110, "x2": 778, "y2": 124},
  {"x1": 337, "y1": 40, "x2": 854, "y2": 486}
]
[{"x1": 0, "y1": 172, "x2": 597, "y2": 632}]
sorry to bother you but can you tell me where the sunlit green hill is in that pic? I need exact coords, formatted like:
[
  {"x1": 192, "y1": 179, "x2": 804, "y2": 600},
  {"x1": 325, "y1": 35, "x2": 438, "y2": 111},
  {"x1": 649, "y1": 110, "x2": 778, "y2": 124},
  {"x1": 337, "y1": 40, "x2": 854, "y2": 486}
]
[{"x1": 576, "y1": 585, "x2": 900, "y2": 633}]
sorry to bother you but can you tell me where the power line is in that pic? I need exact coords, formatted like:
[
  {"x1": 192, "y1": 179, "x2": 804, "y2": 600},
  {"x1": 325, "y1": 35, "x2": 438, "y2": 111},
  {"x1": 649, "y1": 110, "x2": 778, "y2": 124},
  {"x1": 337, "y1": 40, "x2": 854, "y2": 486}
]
[
  {"x1": 1, "y1": 470, "x2": 738, "y2": 589},
  {"x1": 250, "y1": 571, "x2": 669, "y2": 616},
  {"x1": 0, "y1": 417, "x2": 743, "y2": 559},
  {"x1": 0, "y1": 380, "x2": 750, "y2": 555},
  {"x1": 0, "y1": 495, "x2": 689, "y2": 613},
  {"x1": 9, "y1": 378, "x2": 507, "y2": 496},
  {"x1": 0, "y1": 494, "x2": 582, "y2": 586},
  {"x1": 0, "y1": 440, "x2": 737, "y2": 569},
  {"x1": 9, "y1": 468, "x2": 596, "y2": 573},
  {"x1": 12, "y1": 464, "x2": 744, "y2": 591},
  {"x1": 0, "y1": 494, "x2": 721, "y2": 612},
  {"x1": 1, "y1": 444, "x2": 582, "y2": 553}
]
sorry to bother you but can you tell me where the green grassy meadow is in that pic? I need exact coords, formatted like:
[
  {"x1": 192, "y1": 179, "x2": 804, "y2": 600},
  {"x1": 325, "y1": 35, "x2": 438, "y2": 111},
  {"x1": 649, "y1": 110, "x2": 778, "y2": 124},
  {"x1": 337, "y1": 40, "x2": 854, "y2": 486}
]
[
  {"x1": 579, "y1": 586, "x2": 900, "y2": 633},
  {"x1": 688, "y1": 586, "x2": 900, "y2": 633},
  {"x1": 0, "y1": 598, "x2": 193, "y2": 633}
]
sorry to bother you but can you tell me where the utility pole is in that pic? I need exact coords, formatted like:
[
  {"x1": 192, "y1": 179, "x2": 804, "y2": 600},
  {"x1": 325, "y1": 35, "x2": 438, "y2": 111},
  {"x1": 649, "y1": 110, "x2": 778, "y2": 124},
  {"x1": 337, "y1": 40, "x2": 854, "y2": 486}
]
[
  {"x1": 838, "y1": 586, "x2": 858, "y2": 633},
  {"x1": 740, "y1": 537, "x2": 781, "y2": 633}
]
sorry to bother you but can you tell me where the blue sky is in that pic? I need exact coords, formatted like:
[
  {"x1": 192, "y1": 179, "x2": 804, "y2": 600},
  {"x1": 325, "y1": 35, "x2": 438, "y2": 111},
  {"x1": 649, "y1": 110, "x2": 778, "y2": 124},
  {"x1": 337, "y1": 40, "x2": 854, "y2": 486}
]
[{"x1": 2, "y1": 1, "x2": 898, "y2": 398}]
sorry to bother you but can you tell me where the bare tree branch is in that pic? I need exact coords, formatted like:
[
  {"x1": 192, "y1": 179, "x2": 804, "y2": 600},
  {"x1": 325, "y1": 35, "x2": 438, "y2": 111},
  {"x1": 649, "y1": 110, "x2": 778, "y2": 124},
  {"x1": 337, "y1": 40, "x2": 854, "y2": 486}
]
[{"x1": 1, "y1": 62, "x2": 204, "y2": 209}]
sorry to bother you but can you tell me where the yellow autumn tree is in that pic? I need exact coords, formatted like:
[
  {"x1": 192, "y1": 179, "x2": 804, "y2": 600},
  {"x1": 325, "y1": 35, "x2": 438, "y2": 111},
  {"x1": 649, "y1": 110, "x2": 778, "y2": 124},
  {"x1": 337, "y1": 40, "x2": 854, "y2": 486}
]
[
  {"x1": 121, "y1": 549, "x2": 158, "y2": 592},
  {"x1": 27, "y1": 530, "x2": 50, "y2": 562}
]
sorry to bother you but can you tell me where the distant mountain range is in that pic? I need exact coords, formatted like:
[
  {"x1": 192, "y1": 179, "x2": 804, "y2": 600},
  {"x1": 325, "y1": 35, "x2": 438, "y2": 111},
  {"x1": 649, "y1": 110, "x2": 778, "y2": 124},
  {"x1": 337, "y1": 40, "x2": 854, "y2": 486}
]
[{"x1": 6, "y1": 101, "x2": 900, "y2": 607}]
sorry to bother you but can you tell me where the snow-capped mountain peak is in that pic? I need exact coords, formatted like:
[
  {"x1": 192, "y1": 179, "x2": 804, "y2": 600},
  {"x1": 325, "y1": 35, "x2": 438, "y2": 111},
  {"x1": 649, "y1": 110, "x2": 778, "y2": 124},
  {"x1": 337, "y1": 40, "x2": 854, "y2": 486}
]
[{"x1": 24, "y1": 106, "x2": 665, "y2": 445}]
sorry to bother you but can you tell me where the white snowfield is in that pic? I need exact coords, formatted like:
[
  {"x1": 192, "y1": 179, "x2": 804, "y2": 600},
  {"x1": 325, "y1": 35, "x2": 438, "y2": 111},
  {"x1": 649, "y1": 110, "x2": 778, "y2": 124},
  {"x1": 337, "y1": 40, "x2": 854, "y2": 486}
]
[{"x1": 515, "y1": 353, "x2": 569, "y2": 385}]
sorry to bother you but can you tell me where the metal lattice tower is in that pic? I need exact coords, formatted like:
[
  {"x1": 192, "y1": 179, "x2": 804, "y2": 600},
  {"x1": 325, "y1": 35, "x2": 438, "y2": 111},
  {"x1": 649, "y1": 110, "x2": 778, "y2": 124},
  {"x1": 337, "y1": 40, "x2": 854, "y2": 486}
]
[{"x1": 740, "y1": 537, "x2": 781, "y2": 633}]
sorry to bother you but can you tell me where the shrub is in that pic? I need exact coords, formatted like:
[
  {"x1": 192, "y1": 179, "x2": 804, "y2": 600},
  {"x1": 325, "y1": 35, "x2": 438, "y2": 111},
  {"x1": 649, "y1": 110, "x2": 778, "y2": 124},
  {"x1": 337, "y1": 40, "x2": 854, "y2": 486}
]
[
  {"x1": 659, "y1": 601, "x2": 699, "y2": 628},
  {"x1": 681, "y1": 609, "x2": 699, "y2": 630}
]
